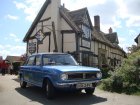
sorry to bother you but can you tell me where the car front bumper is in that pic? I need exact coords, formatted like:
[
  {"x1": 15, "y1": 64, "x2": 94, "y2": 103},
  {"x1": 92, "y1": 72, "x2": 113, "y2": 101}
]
[{"x1": 55, "y1": 80, "x2": 100, "y2": 89}]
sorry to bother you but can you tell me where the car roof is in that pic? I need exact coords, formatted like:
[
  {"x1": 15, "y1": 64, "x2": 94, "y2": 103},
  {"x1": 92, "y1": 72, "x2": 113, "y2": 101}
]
[{"x1": 31, "y1": 52, "x2": 70, "y2": 56}]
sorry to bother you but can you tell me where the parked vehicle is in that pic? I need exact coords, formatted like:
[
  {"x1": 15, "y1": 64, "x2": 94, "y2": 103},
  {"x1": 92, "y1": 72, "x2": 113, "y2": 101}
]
[
  {"x1": 19, "y1": 53, "x2": 102, "y2": 99},
  {"x1": 0, "y1": 60, "x2": 9, "y2": 75}
]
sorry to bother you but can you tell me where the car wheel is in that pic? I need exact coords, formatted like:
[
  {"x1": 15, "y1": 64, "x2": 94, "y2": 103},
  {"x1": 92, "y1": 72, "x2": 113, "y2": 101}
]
[
  {"x1": 45, "y1": 79, "x2": 55, "y2": 99},
  {"x1": 20, "y1": 76, "x2": 27, "y2": 88},
  {"x1": 85, "y1": 88, "x2": 95, "y2": 95}
]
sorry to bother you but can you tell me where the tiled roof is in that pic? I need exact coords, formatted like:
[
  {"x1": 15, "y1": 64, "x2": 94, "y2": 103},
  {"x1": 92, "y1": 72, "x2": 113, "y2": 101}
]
[
  {"x1": 68, "y1": 8, "x2": 93, "y2": 28},
  {"x1": 105, "y1": 32, "x2": 119, "y2": 44},
  {"x1": 5, "y1": 56, "x2": 23, "y2": 63},
  {"x1": 92, "y1": 27, "x2": 114, "y2": 47},
  {"x1": 68, "y1": 8, "x2": 87, "y2": 22},
  {"x1": 92, "y1": 27, "x2": 125, "y2": 53},
  {"x1": 60, "y1": 6, "x2": 93, "y2": 33},
  {"x1": 59, "y1": 6, "x2": 81, "y2": 33}
]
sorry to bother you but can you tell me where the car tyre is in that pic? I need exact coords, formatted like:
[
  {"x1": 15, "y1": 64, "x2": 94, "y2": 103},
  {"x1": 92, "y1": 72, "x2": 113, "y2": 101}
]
[
  {"x1": 45, "y1": 79, "x2": 55, "y2": 99},
  {"x1": 20, "y1": 76, "x2": 27, "y2": 88},
  {"x1": 74, "y1": 89, "x2": 82, "y2": 94},
  {"x1": 85, "y1": 88, "x2": 95, "y2": 95}
]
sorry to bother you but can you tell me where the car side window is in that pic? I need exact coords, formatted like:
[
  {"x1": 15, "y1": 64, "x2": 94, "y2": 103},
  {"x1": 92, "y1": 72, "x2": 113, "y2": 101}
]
[
  {"x1": 26, "y1": 56, "x2": 35, "y2": 66},
  {"x1": 43, "y1": 56, "x2": 49, "y2": 66},
  {"x1": 35, "y1": 55, "x2": 41, "y2": 66}
]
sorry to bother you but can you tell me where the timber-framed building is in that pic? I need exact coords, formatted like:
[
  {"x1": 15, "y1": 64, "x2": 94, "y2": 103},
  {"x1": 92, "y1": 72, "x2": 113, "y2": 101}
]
[{"x1": 23, "y1": 0, "x2": 126, "y2": 68}]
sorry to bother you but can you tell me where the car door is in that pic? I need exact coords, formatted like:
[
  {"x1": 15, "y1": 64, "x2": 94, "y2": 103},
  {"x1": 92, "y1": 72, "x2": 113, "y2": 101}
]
[
  {"x1": 31, "y1": 55, "x2": 43, "y2": 87},
  {"x1": 23, "y1": 55, "x2": 35, "y2": 83}
]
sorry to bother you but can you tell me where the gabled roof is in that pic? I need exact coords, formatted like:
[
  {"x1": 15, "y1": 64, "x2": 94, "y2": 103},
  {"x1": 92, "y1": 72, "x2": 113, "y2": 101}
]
[
  {"x1": 135, "y1": 33, "x2": 140, "y2": 44},
  {"x1": 60, "y1": 7, "x2": 93, "y2": 33},
  {"x1": 59, "y1": 6, "x2": 81, "y2": 33},
  {"x1": 92, "y1": 27, "x2": 114, "y2": 47},
  {"x1": 23, "y1": 0, "x2": 51, "y2": 42},
  {"x1": 105, "y1": 32, "x2": 119, "y2": 44},
  {"x1": 92, "y1": 27, "x2": 126, "y2": 54},
  {"x1": 68, "y1": 7, "x2": 93, "y2": 29},
  {"x1": 23, "y1": 0, "x2": 93, "y2": 42}
]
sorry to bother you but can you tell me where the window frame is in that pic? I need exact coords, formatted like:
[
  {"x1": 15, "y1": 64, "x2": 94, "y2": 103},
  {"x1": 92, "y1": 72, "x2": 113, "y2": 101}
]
[
  {"x1": 82, "y1": 25, "x2": 91, "y2": 39},
  {"x1": 34, "y1": 55, "x2": 42, "y2": 66},
  {"x1": 26, "y1": 56, "x2": 35, "y2": 66}
]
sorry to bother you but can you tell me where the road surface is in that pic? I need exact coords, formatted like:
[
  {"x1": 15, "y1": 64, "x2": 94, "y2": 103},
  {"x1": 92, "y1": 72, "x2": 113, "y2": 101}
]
[{"x1": 0, "y1": 74, "x2": 140, "y2": 105}]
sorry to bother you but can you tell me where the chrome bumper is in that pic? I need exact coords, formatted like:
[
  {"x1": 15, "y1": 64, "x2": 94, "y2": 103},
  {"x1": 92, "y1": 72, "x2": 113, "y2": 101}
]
[{"x1": 56, "y1": 80, "x2": 100, "y2": 87}]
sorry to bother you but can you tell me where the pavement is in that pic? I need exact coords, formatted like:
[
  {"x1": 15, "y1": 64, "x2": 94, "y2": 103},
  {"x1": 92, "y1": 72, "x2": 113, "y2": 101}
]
[{"x1": 0, "y1": 74, "x2": 140, "y2": 105}]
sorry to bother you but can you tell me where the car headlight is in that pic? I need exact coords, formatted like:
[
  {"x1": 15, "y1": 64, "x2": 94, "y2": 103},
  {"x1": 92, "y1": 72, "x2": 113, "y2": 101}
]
[
  {"x1": 60, "y1": 73, "x2": 68, "y2": 80},
  {"x1": 96, "y1": 72, "x2": 102, "y2": 79}
]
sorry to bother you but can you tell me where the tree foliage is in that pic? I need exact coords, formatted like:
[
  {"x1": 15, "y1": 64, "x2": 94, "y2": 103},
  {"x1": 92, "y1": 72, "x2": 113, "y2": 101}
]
[
  {"x1": 100, "y1": 50, "x2": 140, "y2": 94},
  {"x1": 127, "y1": 45, "x2": 140, "y2": 53}
]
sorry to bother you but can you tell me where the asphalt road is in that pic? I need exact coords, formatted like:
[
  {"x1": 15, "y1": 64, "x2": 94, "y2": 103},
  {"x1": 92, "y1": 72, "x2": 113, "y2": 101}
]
[{"x1": 0, "y1": 74, "x2": 140, "y2": 105}]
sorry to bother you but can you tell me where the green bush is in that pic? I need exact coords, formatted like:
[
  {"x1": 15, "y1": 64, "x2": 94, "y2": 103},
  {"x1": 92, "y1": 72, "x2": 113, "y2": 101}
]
[
  {"x1": 101, "y1": 68, "x2": 111, "y2": 79},
  {"x1": 100, "y1": 78, "x2": 113, "y2": 91},
  {"x1": 99, "y1": 50, "x2": 140, "y2": 95},
  {"x1": 123, "y1": 83, "x2": 138, "y2": 94},
  {"x1": 112, "y1": 75, "x2": 123, "y2": 93}
]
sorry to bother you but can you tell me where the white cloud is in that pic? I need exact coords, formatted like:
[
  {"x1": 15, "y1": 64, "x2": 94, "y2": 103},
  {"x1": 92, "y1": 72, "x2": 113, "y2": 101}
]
[
  {"x1": 14, "y1": 0, "x2": 45, "y2": 22},
  {"x1": 13, "y1": 1, "x2": 27, "y2": 9},
  {"x1": 126, "y1": 16, "x2": 140, "y2": 27},
  {"x1": 118, "y1": 37, "x2": 129, "y2": 52},
  {"x1": 116, "y1": 0, "x2": 140, "y2": 28},
  {"x1": 6, "y1": 14, "x2": 19, "y2": 20},
  {"x1": 128, "y1": 30, "x2": 137, "y2": 36},
  {"x1": 10, "y1": 33, "x2": 17, "y2": 38},
  {"x1": 5, "y1": 33, "x2": 21, "y2": 42},
  {"x1": 61, "y1": 0, "x2": 106, "y2": 10},
  {"x1": 0, "y1": 44, "x2": 26, "y2": 59}
]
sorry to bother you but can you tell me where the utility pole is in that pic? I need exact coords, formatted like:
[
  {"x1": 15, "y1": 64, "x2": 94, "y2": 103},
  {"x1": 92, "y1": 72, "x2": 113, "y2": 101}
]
[{"x1": 52, "y1": 21, "x2": 58, "y2": 52}]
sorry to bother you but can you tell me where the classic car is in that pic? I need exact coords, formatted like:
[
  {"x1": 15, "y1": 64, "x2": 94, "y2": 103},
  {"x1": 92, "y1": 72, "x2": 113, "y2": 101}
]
[{"x1": 19, "y1": 53, "x2": 102, "y2": 99}]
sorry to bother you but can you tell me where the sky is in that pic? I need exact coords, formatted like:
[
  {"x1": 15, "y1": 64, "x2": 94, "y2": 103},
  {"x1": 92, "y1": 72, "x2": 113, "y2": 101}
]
[{"x1": 0, "y1": 0, "x2": 140, "y2": 59}]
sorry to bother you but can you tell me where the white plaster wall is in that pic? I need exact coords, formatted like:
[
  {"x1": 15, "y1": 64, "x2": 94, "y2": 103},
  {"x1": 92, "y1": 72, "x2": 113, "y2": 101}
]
[
  {"x1": 61, "y1": 18, "x2": 73, "y2": 30},
  {"x1": 51, "y1": 0, "x2": 61, "y2": 52},
  {"x1": 63, "y1": 33, "x2": 76, "y2": 52},
  {"x1": 41, "y1": 4, "x2": 51, "y2": 22},
  {"x1": 94, "y1": 41, "x2": 98, "y2": 55},
  {"x1": 38, "y1": 36, "x2": 49, "y2": 53}
]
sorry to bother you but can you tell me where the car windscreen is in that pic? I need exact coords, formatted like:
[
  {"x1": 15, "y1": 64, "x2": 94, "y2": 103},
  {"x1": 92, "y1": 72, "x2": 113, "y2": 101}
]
[{"x1": 43, "y1": 54, "x2": 78, "y2": 66}]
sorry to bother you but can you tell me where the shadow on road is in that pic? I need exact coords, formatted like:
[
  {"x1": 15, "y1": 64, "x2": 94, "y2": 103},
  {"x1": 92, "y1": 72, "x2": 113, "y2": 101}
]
[{"x1": 15, "y1": 86, "x2": 107, "y2": 105}]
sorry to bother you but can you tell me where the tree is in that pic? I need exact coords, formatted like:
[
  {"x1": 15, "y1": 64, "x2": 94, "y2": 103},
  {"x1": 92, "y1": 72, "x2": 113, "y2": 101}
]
[{"x1": 127, "y1": 45, "x2": 140, "y2": 53}]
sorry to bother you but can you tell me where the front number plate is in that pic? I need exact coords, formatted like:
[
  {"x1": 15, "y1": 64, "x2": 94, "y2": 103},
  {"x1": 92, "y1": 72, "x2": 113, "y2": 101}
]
[{"x1": 76, "y1": 83, "x2": 92, "y2": 89}]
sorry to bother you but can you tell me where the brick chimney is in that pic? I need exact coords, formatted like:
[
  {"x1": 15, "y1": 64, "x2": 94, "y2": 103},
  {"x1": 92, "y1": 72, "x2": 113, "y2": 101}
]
[
  {"x1": 109, "y1": 27, "x2": 113, "y2": 33},
  {"x1": 94, "y1": 15, "x2": 100, "y2": 31},
  {"x1": 63, "y1": 3, "x2": 65, "y2": 8}
]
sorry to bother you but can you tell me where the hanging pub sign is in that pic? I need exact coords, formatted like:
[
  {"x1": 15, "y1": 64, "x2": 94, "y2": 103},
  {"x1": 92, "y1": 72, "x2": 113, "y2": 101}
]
[
  {"x1": 28, "y1": 42, "x2": 36, "y2": 54},
  {"x1": 35, "y1": 30, "x2": 45, "y2": 44}
]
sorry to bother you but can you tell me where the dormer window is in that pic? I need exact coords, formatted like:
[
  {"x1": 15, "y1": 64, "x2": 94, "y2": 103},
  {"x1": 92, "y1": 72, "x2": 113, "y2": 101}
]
[{"x1": 82, "y1": 25, "x2": 91, "y2": 39}]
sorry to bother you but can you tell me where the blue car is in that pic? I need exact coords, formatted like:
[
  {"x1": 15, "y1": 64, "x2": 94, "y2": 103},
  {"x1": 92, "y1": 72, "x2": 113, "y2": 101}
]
[{"x1": 19, "y1": 53, "x2": 102, "y2": 99}]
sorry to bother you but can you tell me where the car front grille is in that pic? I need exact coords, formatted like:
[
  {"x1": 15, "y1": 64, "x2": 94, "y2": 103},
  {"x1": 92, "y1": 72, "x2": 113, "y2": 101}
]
[{"x1": 67, "y1": 73, "x2": 97, "y2": 80}]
